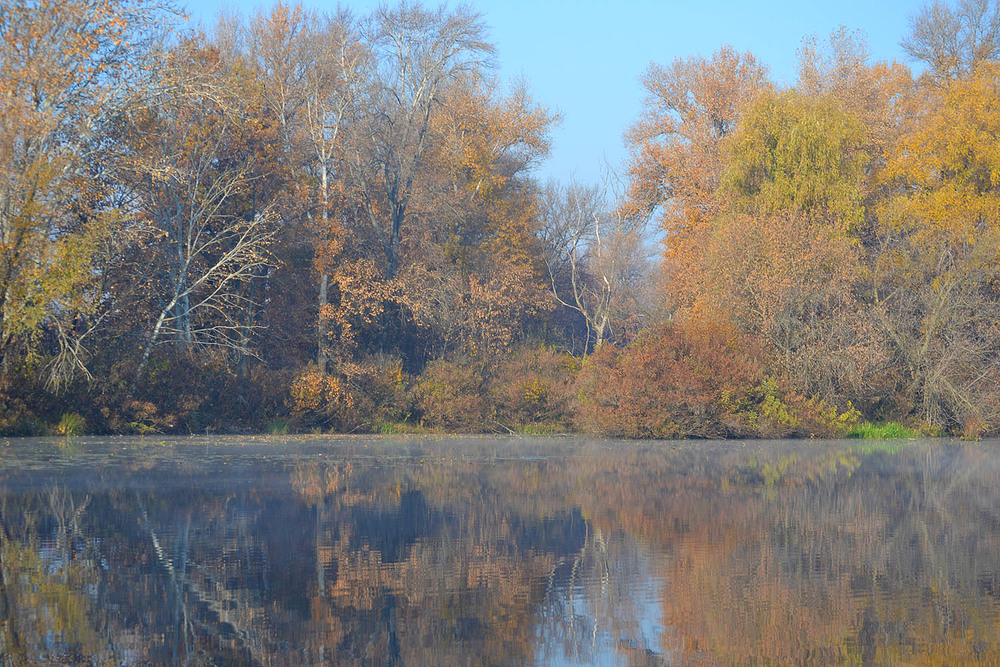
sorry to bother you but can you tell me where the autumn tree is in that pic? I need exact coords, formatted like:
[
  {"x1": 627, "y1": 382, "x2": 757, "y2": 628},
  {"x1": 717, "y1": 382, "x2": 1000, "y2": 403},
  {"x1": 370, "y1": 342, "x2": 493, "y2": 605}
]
[
  {"x1": 702, "y1": 88, "x2": 893, "y2": 402},
  {"x1": 427, "y1": 76, "x2": 552, "y2": 271},
  {"x1": 401, "y1": 74, "x2": 555, "y2": 369},
  {"x1": 626, "y1": 46, "x2": 770, "y2": 313},
  {"x1": 798, "y1": 27, "x2": 913, "y2": 166},
  {"x1": 698, "y1": 211, "x2": 886, "y2": 402},
  {"x1": 875, "y1": 64, "x2": 1000, "y2": 431},
  {"x1": 226, "y1": 5, "x2": 372, "y2": 373},
  {"x1": 321, "y1": 70, "x2": 556, "y2": 376},
  {"x1": 300, "y1": 14, "x2": 369, "y2": 373},
  {"x1": 347, "y1": 2, "x2": 495, "y2": 278},
  {"x1": 246, "y1": 3, "x2": 504, "y2": 380},
  {"x1": 0, "y1": 0, "x2": 177, "y2": 387},
  {"x1": 627, "y1": 46, "x2": 771, "y2": 228},
  {"x1": 722, "y1": 90, "x2": 869, "y2": 226}
]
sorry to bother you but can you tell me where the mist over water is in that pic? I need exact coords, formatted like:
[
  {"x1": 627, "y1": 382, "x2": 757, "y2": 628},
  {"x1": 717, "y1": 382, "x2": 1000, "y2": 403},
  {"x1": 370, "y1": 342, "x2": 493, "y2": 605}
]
[{"x1": 1, "y1": 436, "x2": 998, "y2": 664}]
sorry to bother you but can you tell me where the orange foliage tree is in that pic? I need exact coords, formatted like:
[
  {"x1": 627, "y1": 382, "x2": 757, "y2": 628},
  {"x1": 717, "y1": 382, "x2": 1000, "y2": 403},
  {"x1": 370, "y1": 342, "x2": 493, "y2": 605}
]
[{"x1": 625, "y1": 46, "x2": 770, "y2": 314}]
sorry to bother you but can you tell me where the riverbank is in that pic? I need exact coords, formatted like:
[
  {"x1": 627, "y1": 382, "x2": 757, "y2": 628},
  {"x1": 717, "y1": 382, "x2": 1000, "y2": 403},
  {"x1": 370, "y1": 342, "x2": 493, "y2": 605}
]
[{"x1": 8, "y1": 327, "x2": 954, "y2": 440}]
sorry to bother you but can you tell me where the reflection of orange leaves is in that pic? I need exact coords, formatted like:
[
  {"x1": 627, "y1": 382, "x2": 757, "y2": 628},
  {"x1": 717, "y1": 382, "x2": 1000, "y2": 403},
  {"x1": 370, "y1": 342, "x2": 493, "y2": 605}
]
[
  {"x1": 661, "y1": 526, "x2": 861, "y2": 664},
  {"x1": 291, "y1": 462, "x2": 354, "y2": 504}
]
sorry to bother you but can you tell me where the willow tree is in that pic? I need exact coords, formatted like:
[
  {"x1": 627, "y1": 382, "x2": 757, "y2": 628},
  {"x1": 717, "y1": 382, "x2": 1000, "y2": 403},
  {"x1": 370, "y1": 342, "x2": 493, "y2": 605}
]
[{"x1": 703, "y1": 90, "x2": 883, "y2": 402}]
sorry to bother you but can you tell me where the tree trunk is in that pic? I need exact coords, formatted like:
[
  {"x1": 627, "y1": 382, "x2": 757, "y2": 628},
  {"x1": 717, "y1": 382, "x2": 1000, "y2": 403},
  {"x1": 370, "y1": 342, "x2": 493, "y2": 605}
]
[
  {"x1": 318, "y1": 273, "x2": 329, "y2": 374},
  {"x1": 174, "y1": 213, "x2": 191, "y2": 348},
  {"x1": 318, "y1": 162, "x2": 330, "y2": 374}
]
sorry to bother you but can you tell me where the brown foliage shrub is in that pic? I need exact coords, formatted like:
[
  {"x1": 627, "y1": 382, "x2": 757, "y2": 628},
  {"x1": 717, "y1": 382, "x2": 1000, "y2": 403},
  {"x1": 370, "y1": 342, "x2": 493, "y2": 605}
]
[
  {"x1": 104, "y1": 400, "x2": 177, "y2": 434},
  {"x1": 243, "y1": 365, "x2": 298, "y2": 427},
  {"x1": 289, "y1": 370, "x2": 359, "y2": 431},
  {"x1": 575, "y1": 322, "x2": 766, "y2": 438},
  {"x1": 87, "y1": 354, "x2": 203, "y2": 434},
  {"x1": 122, "y1": 351, "x2": 280, "y2": 433},
  {"x1": 340, "y1": 355, "x2": 411, "y2": 427},
  {"x1": 70, "y1": 350, "x2": 300, "y2": 434},
  {"x1": 289, "y1": 355, "x2": 411, "y2": 432},
  {"x1": 411, "y1": 358, "x2": 488, "y2": 431},
  {"x1": 575, "y1": 321, "x2": 863, "y2": 439},
  {"x1": 0, "y1": 390, "x2": 40, "y2": 436},
  {"x1": 491, "y1": 346, "x2": 578, "y2": 430}
]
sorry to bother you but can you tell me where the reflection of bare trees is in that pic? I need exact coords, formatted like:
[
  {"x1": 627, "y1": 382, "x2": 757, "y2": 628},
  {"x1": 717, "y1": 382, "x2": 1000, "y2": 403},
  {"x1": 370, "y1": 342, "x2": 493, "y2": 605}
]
[
  {"x1": 137, "y1": 497, "x2": 267, "y2": 666},
  {"x1": 0, "y1": 488, "x2": 108, "y2": 665},
  {"x1": 536, "y1": 524, "x2": 665, "y2": 665}
]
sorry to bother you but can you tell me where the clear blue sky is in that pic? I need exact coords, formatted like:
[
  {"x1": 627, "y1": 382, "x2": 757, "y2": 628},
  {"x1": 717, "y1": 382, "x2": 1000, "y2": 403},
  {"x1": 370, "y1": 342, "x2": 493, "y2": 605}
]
[{"x1": 188, "y1": 0, "x2": 921, "y2": 186}]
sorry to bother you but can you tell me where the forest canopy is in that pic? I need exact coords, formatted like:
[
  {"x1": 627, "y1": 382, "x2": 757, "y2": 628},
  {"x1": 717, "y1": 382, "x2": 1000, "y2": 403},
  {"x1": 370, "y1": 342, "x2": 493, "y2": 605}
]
[{"x1": 3, "y1": 0, "x2": 1000, "y2": 438}]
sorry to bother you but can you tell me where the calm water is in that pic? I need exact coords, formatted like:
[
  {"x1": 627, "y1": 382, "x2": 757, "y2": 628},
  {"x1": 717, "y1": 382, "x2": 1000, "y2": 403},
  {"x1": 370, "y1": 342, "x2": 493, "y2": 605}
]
[{"x1": 0, "y1": 436, "x2": 999, "y2": 665}]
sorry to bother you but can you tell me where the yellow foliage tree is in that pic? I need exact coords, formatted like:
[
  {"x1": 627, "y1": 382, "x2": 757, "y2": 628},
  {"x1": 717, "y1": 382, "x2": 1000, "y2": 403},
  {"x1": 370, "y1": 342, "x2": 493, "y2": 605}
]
[
  {"x1": 876, "y1": 64, "x2": 1000, "y2": 430},
  {"x1": 0, "y1": 0, "x2": 176, "y2": 386}
]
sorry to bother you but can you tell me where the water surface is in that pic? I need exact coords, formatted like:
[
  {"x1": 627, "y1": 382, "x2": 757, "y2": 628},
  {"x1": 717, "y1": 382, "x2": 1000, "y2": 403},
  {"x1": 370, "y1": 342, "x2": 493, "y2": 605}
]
[{"x1": 1, "y1": 435, "x2": 999, "y2": 665}]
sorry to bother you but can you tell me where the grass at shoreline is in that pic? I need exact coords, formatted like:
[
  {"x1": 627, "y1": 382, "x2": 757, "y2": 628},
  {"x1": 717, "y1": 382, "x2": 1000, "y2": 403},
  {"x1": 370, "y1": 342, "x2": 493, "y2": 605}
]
[
  {"x1": 14, "y1": 416, "x2": 941, "y2": 440},
  {"x1": 848, "y1": 421, "x2": 920, "y2": 440}
]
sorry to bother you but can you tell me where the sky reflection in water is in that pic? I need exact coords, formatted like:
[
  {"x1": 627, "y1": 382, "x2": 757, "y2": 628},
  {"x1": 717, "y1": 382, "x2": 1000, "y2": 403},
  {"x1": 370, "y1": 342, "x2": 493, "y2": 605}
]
[{"x1": 0, "y1": 435, "x2": 998, "y2": 665}]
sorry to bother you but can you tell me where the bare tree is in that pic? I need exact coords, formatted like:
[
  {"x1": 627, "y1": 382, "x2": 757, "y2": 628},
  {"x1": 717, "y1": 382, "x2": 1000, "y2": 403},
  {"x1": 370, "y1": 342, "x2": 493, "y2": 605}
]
[
  {"x1": 123, "y1": 40, "x2": 276, "y2": 376},
  {"x1": 348, "y1": 2, "x2": 495, "y2": 278},
  {"x1": 539, "y1": 172, "x2": 650, "y2": 353},
  {"x1": 873, "y1": 228, "x2": 1000, "y2": 431},
  {"x1": 903, "y1": 0, "x2": 1000, "y2": 80}
]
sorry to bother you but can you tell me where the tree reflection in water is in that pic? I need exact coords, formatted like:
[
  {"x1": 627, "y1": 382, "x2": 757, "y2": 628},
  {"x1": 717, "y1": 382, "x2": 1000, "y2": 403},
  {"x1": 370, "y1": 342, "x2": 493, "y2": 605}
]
[{"x1": 1, "y1": 437, "x2": 999, "y2": 665}]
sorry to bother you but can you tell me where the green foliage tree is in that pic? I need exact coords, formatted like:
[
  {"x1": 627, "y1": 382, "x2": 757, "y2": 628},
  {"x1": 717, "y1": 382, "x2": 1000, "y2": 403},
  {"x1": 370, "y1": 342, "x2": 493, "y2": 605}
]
[{"x1": 722, "y1": 90, "x2": 869, "y2": 228}]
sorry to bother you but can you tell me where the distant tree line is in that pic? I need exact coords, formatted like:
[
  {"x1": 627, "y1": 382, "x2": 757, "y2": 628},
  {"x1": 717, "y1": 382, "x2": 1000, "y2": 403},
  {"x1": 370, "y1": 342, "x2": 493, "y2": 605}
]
[{"x1": 2, "y1": 0, "x2": 1000, "y2": 437}]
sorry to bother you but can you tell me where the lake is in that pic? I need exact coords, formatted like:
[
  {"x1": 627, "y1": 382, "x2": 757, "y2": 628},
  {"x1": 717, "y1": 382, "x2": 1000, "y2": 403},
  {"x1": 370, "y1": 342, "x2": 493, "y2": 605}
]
[{"x1": 0, "y1": 435, "x2": 998, "y2": 665}]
